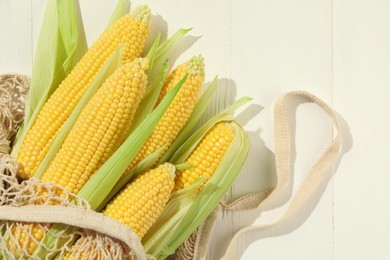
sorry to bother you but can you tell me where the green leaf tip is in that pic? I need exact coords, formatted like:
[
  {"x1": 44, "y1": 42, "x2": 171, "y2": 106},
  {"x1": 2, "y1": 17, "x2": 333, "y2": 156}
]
[
  {"x1": 175, "y1": 162, "x2": 193, "y2": 171},
  {"x1": 77, "y1": 72, "x2": 188, "y2": 211},
  {"x1": 106, "y1": 0, "x2": 129, "y2": 28}
]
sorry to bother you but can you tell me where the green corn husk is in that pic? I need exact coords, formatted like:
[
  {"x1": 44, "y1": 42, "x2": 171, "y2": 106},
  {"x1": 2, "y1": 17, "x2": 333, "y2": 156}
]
[
  {"x1": 30, "y1": 28, "x2": 172, "y2": 180},
  {"x1": 169, "y1": 96, "x2": 252, "y2": 163},
  {"x1": 162, "y1": 122, "x2": 249, "y2": 258},
  {"x1": 143, "y1": 177, "x2": 205, "y2": 255},
  {"x1": 158, "y1": 76, "x2": 219, "y2": 163},
  {"x1": 78, "y1": 74, "x2": 187, "y2": 210},
  {"x1": 96, "y1": 143, "x2": 168, "y2": 212},
  {"x1": 12, "y1": 0, "x2": 87, "y2": 156},
  {"x1": 142, "y1": 99, "x2": 251, "y2": 258},
  {"x1": 33, "y1": 74, "x2": 187, "y2": 258},
  {"x1": 97, "y1": 66, "x2": 214, "y2": 212},
  {"x1": 106, "y1": 0, "x2": 129, "y2": 28},
  {"x1": 33, "y1": 46, "x2": 123, "y2": 179},
  {"x1": 154, "y1": 29, "x2": 192, "y2": 66},
  {"x1": 128, "y1": 28, "x2": 193, "y2": 132}
]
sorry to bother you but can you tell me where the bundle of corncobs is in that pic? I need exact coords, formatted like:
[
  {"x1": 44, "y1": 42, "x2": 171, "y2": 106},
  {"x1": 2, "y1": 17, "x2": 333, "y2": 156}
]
[{"x1": 5, "y1": 1, "x2": 250, "y2": 259}]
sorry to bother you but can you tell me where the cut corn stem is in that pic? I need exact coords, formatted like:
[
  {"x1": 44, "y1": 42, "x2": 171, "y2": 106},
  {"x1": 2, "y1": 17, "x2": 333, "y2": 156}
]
[{"x1": 34, "y1": 47, "x2": 123, "y2": 179}]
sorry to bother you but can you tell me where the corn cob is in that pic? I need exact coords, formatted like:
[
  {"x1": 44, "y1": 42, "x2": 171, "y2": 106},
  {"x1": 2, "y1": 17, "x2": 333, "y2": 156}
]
[
  {"x1": 174, "y1": 122, "x2": 235, "y2": 191},
  {"x1": 41, "y1": 58, "x2": 149, "y2": 195},
  {"x1": 103, "y1": 163, "x2": 175, "y2": 239},
  {"x1": 8, "y1": 58, "x2": 148, "y2": 255},
  {"x1": 126, "y1": 55, "x2": 205, "y2": 171},
  {"x1": 17, "y1": 5, "x2": 151, "y2": 179},
  {"x1": 64, "y1": 163, "x2": 175, "y2": 259}
]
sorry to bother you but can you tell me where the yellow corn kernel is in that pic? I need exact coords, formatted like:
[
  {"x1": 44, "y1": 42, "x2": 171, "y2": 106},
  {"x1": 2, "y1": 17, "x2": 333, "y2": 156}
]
[
  {"x1": 41, "y1": 58, "x2": 149, "y2": 195},
  {"x1": 174, "y1": 122, "x2": 235, "y2": 191},
  {"x1": 17, "y1": 5, "x2": 151, "y2": 179},
  {"x1": 103, "y1": 163, "x2": 175, "y2": 240},
  {"x1": 7, "y1": 223, "x2": 44, "y2": 255},
  {"x1": 8, "y1": 58, "x2": 149, "y2": 256},
  {"x1": 127, "y1": 55, "x2": 205, "y2": 171}
]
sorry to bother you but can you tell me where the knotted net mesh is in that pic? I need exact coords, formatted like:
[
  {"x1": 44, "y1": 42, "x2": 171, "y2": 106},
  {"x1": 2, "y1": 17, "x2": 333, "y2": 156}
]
[
  {"x1": 0, "y1": 74, "x2": 138, "y2": 259},
  {"x1": 0, "y1": 74, "x2": 200, "y2": 260}
]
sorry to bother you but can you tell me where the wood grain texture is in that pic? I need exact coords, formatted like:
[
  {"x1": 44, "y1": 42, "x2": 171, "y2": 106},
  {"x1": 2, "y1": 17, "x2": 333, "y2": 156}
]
[
  {"x1": 333, "y1": 0, "x2": 390, "y2": 259},
  {"x1": 2, "y1": 0, "x2": 389, "y2": 259},
  {"x1": 0, "y1": 0, "x2": 32, "y2": 75}
]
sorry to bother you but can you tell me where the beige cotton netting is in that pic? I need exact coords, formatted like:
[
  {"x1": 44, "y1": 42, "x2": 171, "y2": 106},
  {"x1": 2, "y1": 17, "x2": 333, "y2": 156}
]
[
  {"x1": 0, "y1": 74, "x2": 141, "y2": 259},
  {"x1": 0, "y1": 74, "x2": 213, "y2": 260},
  {"x1": 1, "y1": 73, "x2": 342, "y2": 260}
]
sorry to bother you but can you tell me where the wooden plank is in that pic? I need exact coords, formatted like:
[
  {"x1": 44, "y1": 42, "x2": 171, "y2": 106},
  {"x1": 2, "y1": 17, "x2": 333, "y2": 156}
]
[
  {"x1": 333, "y1": 0, "x2": 390, "y2": 259},
  {"x1": 0, "y1": 0, "x2": 32, "y2": 75},
  {"x1": 228, "y1": 0, "x2": 334, "y2": 259},
  {"x1": 26, "y1": 0, "x2": 337, "y2": 259}
]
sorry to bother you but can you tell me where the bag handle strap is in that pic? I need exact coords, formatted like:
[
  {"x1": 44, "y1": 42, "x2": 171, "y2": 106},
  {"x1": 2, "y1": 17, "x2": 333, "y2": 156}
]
[
  {"x1": 0, "y1": 205, "x2": 150, "y2": 260},
  {"x1": 220, "y1": 91, "x2": 342, "y2": 259}
]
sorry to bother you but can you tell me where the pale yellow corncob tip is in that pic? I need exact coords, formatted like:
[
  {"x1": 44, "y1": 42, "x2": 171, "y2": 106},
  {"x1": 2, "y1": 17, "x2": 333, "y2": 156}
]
[
  {"x1": 103, "y1": 163, "x2": 175, "y2": 239},
  {"x1": 126, "y1": 55, "x2": 205, "y2": 172},
  {"x1": 188, "y1": 55, "x2": 205, "y2": 77},
  {"x1": 139, "y1": 57, "x2": 150, "y2": 71},
  {"x1": 16, "y1": 9, "x2": 151, "y2": 179},
  {"x1": 40, "y1": 59, "x2": 148, "y2": 195},
  {"x1": 174, "y1": 122, "x2": 235, "y2": 191},
  {"x1": 131, "y1": 5, "x2": 152, "y2": 24}
]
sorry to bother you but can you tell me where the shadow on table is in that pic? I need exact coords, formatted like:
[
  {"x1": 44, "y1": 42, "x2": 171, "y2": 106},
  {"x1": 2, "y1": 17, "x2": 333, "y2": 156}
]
[
  {"x1": 210, "y1": 97, "x2": 352, "y2": 259},
  {"x1": 144, "y1": 14, "x2": 201, "y2": 68}
]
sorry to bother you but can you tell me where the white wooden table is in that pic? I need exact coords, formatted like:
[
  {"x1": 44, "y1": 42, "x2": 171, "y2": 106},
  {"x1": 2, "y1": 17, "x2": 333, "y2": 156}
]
[{"x1": 1, "y1": 0, "x2": 389, "y2": 259}]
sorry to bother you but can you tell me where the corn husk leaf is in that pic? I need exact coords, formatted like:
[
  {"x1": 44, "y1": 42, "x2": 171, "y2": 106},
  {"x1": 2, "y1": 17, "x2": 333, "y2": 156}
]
[
  {"x1": 145, "y1": 33, "x2": 161, "y2": 79},
  {"x1": 159, "y1": 76, "x2": 219, "y2": 163},
  {"x1": 106, "y1": 0, "x2": 129, "y2": 28},
  {"x1": 151, "y1": 28, "x2": 192, "y2": 73},
  {"x1": 129, "y1": 56, "x2": 169, "y2": 132},
  {"x1": 143, "y1": 96, "x2": 252, "y2": 257},
  {"x1": 129, "y1": 28, "x2": 192, "y2": 128},
  {"x1": 77, "y1": 74, "x2": 188, "y2": 210},
  {"x1": 34, "y1": 74, "x2": 188, "y2": 258},
  {"x1": 170, "y1": 96, "x2": 252, "y2": 164},
  {"x1": 96, "y1": 143, "x2": 167, "y2": 212},
  {"x1": 153, "y1": 121, "x2": 250, "y2": 259},
  {"x1": 33, "y1": 47, "x2": 124, "y2": 179},
  {"x1": 143, "y1": 177, "x2": 206, "y2": 254},
  {"x1": 12, "y1": 0, "x2": 87, "y2": 156},
  {"x1": 174, "y1": 162, "x2": 193, "y2": 171}
]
